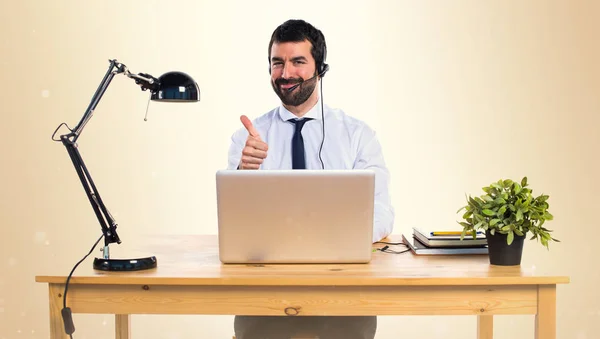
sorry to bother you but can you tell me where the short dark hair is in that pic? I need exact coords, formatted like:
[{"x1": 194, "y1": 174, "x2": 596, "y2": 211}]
[{"x1": 268, "y1": 19, "x2": 327, "y2": 74}]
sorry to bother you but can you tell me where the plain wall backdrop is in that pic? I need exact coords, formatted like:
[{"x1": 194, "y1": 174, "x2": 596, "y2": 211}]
[{"x1": 1, "y1": 0, "x2": 598, "y2": 338}]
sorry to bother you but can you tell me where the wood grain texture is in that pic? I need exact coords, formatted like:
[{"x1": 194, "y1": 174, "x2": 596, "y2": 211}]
[
  {"x1": 48, "y1": 284, "x2": 69, "y2": 339},
  {"x1": 37, "y1": 235, "x2": 570, "y2": 339},
  {"x1": 35, "y1": 235, "x2": 570, "y2": 287},
  {"x1": 115, "y1": 314, "x2": 130, "y2": 339},
  {"x1": 53, "y1": 283, "x2": 537, "y2": 316},
  {"x1": 535, "y1": 285, "x2": 556, "y2": 339},
  {"x1": 478, "y1": 315, "x2": 494, "y2": 339}
]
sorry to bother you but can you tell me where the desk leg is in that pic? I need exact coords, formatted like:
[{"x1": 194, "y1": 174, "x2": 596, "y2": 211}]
[
  {"x1": 48, "y1": 284, "x2": 69, "y2": 339},
  {"x1": 535, "y1": 285, "x2": 556, "y2": 339},
  {"x1": 116, "y1": 314, "x2": 131, "y2": 339},
  {"x1": 477, "y1": 315, "x2": 493, "y2": 339}
]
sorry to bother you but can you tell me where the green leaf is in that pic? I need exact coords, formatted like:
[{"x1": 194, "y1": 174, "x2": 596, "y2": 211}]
[
  {"x1": 459, "y1": 222, "x2": 471, "y2": 228},
  {"x1": 494, "y1": 197, "x2": 506, "y2": 204},
  {"x1": 514, "y1": 183, "x2": 522, "y2": 195},
  {"x1": 521, "y1": 177, "x2": 528, "y2": 187},
  {"x1": 503, "y1": 179, "x2": 514, "y2": 187},
  {"x1": 516, "y1": 209, "x2": 523, "y2": 221},
  {"x1": 497, "y1": 205, "x2": 507, "y2": 216},
  {"x1": 544, "y1": 212, "x2": 554, "y2": 220},
  {"x1": 482, "y1": 209, "x2": 495, "y2": 216},
  {"x1": 462, "y1": 211, "x2": 473, "y2": 219},
  {"x1": 523, "y1": 196, "x2": 531, "y2": 208},
  {"x1": 507, "y1": 231, "x2": 514, "y2": 245},
  {"x1": 483, "y1": 195, "x2": 494, "y2": 202},
  {"x1": 490, "y1": 218, "x2": 501, "y2": 226},
  {"x1": 490, "y1": 228, "x2": 495, "y2": 235}
]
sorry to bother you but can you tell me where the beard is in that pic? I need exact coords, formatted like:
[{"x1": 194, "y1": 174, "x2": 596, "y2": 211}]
[{"x1": 271, "y1": 75, "x2": 317, "y2": 107}]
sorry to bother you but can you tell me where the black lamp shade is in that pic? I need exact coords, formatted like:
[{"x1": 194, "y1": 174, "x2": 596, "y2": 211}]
[{"x1": 151, "y1": 71, "x2": 200, "y2": 102}]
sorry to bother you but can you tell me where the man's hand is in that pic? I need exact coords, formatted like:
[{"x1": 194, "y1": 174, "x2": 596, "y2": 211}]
[{"x1": 239, "y1": 115, "x2": 268, "y2": 169}]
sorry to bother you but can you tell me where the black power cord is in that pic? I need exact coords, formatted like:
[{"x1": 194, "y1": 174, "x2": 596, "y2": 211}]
[
  {"x1": 377, "y1": 246, "x2": 410, "y2": 254},
  {"x1": 62, "y1": 234, "x2": 104, "y2": 338},
  {"x1": 374, "y1": 241, "x2": 405, "y2": 245},
  {"x1": 374, "y1": 241, "x2": 411, "y2": 254}
]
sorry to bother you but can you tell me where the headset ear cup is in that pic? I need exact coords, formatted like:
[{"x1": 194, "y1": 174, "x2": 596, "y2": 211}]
[{"x1": 320, "y1": 63, "x2": 329, "y2": 77}]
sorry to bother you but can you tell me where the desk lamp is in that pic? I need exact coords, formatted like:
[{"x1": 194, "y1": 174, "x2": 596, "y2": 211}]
[{"x1": 52, "y1": 59, "x2": 200, "y2": 272}]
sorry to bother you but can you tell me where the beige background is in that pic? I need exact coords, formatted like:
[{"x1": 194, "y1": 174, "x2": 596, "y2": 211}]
[{"x1": 1, "y1": 0, "x2": 598, "y2": 338}]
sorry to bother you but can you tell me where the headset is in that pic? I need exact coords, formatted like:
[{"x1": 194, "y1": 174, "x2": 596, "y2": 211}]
[
  {"x1": 317, "y1": 61, "x2": 329, "y2": 78},
  {"x1": 315, "y1": 62, "x2": 327, "y2": 169},
  {"x1": 306, "y1": 47, "x2": 328, "y2": 170}
]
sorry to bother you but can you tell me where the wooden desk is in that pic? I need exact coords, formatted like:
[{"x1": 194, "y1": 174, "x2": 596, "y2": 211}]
[{"x1": 35, "y1": 235, "x2": 569, "y2": 339}]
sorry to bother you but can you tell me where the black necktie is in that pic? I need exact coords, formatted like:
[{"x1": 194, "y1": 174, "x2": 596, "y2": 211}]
[{"x1": 288, "y1": 118, "x2": 313, "y2": 169}]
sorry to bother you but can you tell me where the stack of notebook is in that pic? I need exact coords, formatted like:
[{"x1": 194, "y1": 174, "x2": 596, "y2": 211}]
[{"x1": 401, "y1": 227, "x2": 489, "y2": 255}]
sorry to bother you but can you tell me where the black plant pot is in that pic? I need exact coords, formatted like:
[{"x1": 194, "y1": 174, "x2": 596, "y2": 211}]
[{"x1": 486, "y1": 230, "x2": 526, "y2": 266}]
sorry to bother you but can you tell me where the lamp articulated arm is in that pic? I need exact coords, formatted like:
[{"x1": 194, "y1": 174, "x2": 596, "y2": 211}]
[
  {"x1": 54, "y1": 58, "x2": 199, "y2": 338},
  {"x1": 53, "y1": 59, "x2": 161, "y2": 270}
]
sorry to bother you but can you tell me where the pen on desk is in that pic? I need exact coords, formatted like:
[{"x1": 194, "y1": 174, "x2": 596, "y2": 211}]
[{"x1": 430, "y1": 231, "x2": 482, "y2": 236}]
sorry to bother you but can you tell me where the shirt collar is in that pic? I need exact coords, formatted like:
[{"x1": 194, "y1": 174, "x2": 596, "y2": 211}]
[{"x1": 277, "y1": 97, "x2": 323, "y2": 122}]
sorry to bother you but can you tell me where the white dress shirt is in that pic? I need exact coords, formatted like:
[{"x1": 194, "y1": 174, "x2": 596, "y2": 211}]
[{"x1": 227, "y1": 98, "x2": 395, "y2": 242}]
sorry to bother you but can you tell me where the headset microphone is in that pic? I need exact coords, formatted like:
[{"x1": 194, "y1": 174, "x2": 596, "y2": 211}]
[{"x1": 286, "y1": 64, "x2": 329, "y2": 92}]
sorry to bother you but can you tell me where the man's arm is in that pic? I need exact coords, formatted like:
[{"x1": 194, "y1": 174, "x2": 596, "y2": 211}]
[{"x1": 353, "y1": 127, "x2": 395, "y2": 243}]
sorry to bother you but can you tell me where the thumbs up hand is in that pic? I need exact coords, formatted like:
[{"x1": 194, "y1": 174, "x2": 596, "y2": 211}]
[{"x1": 239, "y1": 115, "x2": 268, "y2": 170}]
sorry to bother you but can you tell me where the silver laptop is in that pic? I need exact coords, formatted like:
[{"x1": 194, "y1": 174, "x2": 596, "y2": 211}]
[{"x1": 215, "y1": 169, "x2": 375, "y2": 264}]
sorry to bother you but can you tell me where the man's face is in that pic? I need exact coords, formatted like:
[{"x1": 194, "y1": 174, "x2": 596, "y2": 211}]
[{"x1": 269, "y1": 40, "x2": 318, "y2": 107}]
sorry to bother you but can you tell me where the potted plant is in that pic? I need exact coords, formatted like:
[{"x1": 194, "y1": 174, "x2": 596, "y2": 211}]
[{"x1": 457, "y1": 177, "x2": 559, "y2": 265}]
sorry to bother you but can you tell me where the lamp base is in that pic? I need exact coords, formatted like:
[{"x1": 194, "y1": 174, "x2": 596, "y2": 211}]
[{"x1": 93, "y1": 256, "x2": 157, "y2": 271}]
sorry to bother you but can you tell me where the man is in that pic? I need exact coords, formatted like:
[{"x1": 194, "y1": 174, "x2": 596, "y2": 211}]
[{"x1": 227, "y1": 19, "x2": 394, "y2": 339}]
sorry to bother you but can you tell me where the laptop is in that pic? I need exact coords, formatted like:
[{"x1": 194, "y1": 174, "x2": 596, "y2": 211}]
[{"x1": 215, "y1": 169, "x2": 375, "y2": 264}]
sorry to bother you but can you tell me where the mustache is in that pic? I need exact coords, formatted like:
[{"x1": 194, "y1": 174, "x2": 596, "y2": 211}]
[{"x1": 275, "y1": 77, "x2": 303, "y2": 86}]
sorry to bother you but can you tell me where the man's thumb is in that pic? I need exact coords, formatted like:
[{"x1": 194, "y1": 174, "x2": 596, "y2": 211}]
[{"x1": 240, "y1": 115, "x2": 260, "y2": 138}]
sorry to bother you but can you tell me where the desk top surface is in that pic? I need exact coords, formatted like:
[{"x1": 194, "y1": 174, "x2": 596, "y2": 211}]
[{"x1": 35, "y1": 234, "x2": 569, "y2": 286}]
